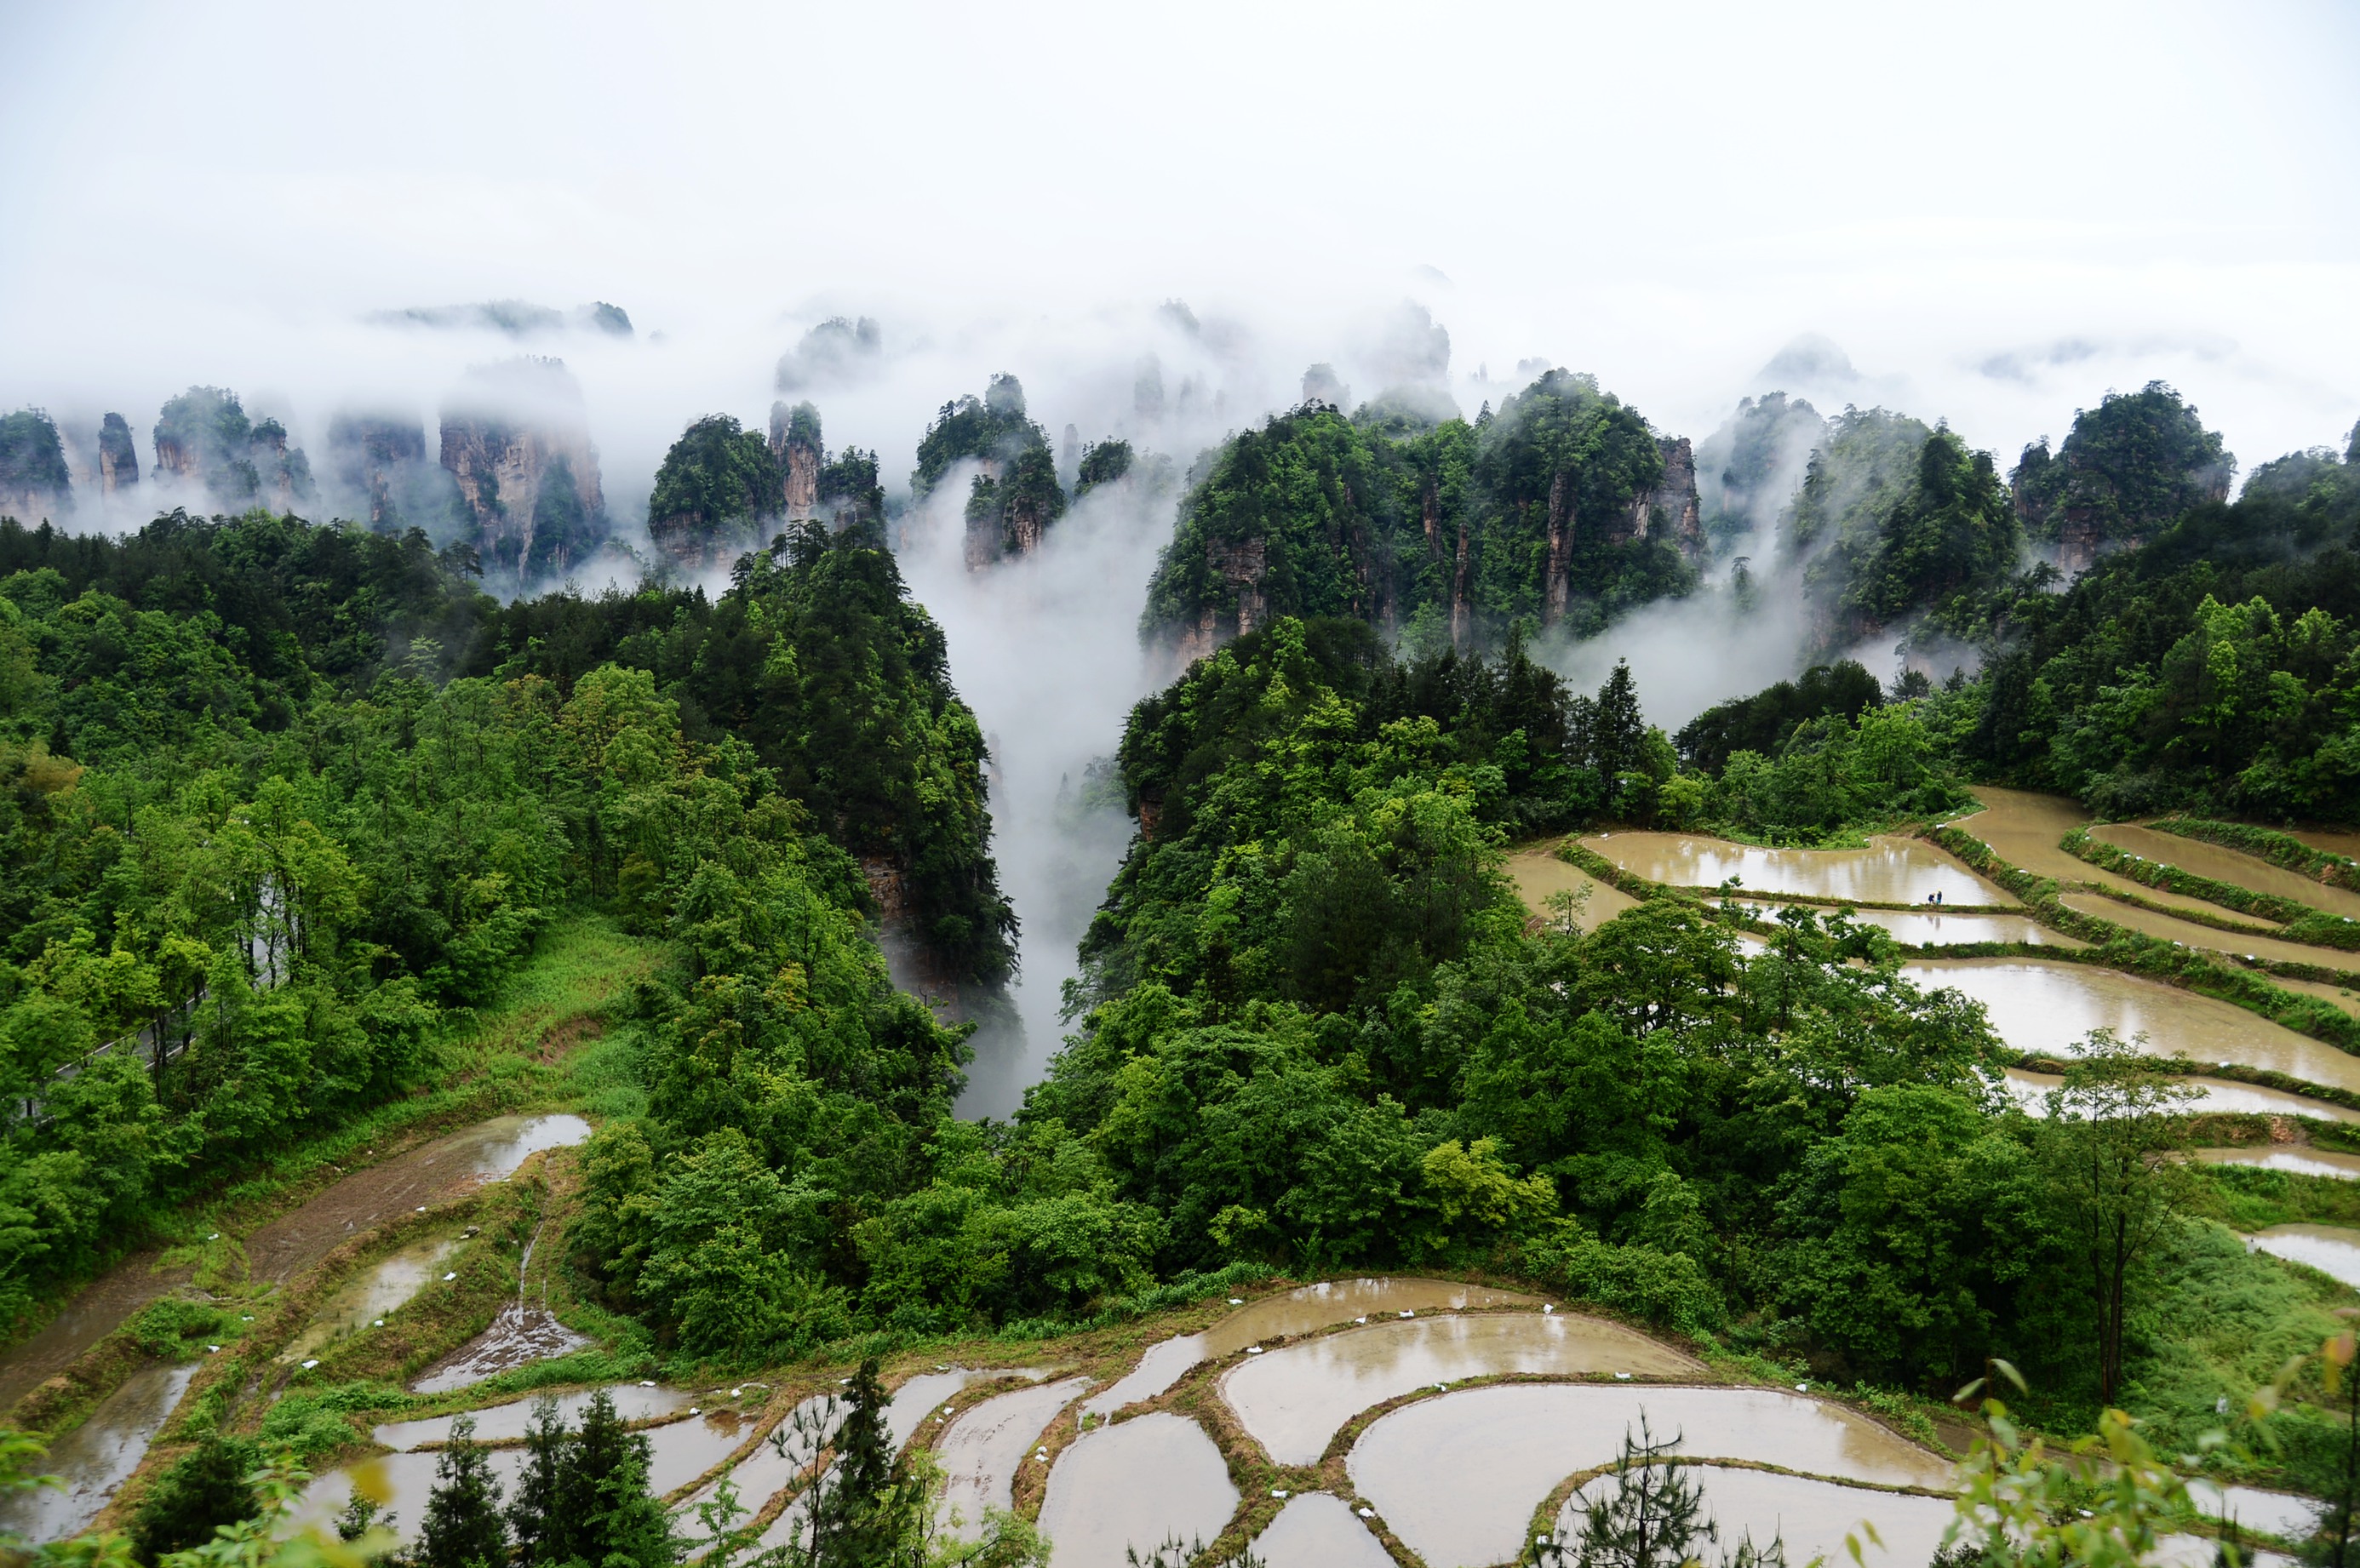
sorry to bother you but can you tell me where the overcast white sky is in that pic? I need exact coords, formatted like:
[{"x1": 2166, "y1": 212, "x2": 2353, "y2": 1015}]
[{"x1": 3, "y1": 0, "x2": 2357, "y2": 504}]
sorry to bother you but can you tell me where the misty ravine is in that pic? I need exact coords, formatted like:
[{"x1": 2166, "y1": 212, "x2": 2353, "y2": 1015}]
[{"x1": 894, "y1": 456, "x2": 1182, "y2": 1117}]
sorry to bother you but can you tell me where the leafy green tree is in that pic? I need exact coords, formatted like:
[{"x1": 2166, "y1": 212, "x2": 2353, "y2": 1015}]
[
  {"x1": 2040, "y1": 1032, "x2": 2198, "y2": 1405},
  {"x1": 1776, "y1": 1084, "x2": 2049, "y2": 1385}
]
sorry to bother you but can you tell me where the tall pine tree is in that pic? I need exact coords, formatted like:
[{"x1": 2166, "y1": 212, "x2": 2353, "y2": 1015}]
[{"x1": 417, "y1": 1416, "x2": 508, "y2": 1568}]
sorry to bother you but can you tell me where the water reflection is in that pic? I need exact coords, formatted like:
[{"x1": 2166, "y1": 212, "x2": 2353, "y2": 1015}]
[
  {"x1": 1081, "y1": 1279, "x2": 1535, "y2": 1420},
  {"x1": 934, "y1": 1376, "x2": 1091, "y2": 1541},
  {"x1": 1038, "y1": 1412, "x2": 1236, "y2": 1568},
  {"x1": 0, "y1": 1362, "x2": 197, "y2": 1543},
  {"x1": 1249, "y1": 1492, "x2": 1393, "y2": 1568},
  {"x1": 2005, "y1": 1069, "x2": 2360, "y2": 1124},
  {"x1": 1583, "y1": 833, "x2": 2008, "y2": 907},
  {"x1": 1905, "y1": 959, "x2": 2360, "y2": 1095},
  {"x1": 1223, "y1": 1313, "x2": 1698, "y2": 1466},
  {"x1": 1348, "y1": 1382, "x2": 1953, "y2": 1568},
  {"x1": 375, "y1": 1384, "x2": 692, "y2": 1448},
  {"x1": 2245, "y1": 1224, "x2": 2360, "y2": 1288},
  {"x1": 281, "y1": 1238, "x2": 460, "y2": 1365},
  {"x1": 1557, "y1": 1465, "x2": 1953, "y2": 1568},
  {"x1": 2196, "y1": 1147, "x2": 2360, "y2": 1180}
]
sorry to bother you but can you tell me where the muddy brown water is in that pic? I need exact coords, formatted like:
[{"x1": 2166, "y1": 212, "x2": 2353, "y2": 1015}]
[
  {"x1": 0, "y1": 1362, "x2": 198, "y2": 1543},
  {"x1": 934, "y1": 1375, "x2": 1091, "y2": 1540},
  {"x1": 2245, "y1": 1224, "x2": 2360, "y2": 1289},
  {"x1": 1221, "y1": 1313, "x2": 1700, "y2": 1466},
  {"x1": 1038, "y1": 1411, "x2": 1237, "y2": 1568},
  {"x1": 2055, "y1": 893, "x2": 2359, "y2": 970},
  {"x1": 1080, "y1": 1278, "x2": 1535, "y2": 1420},
  {"x1": 1738, "y1": 901, "x2": 2076, "y2": 947},
  {"x1": 1249, "y1": 1492, "x2": 1394, "y2": 1568},
  {"x1": 2006, "y1": 1067, "x2": 2360, "y2": 1123},
  {"x1": 1505, "y1": 846, "x2": 1641, "y2": 931},
  {"x1": 1951, "y1": 788, "x2": 2242, "y2": 920},
  {"x1": 2294, "y1": 830, "x2": 2360, "y2": 862},
  {"x1": 1556, "y1": 1464, "x2": 1955, "y2": 1568},
  {"x1": 0, "y1": 1113, "x2": 593, "y2": 1419},
  {"x1": 2197, "y1": 1147, "x2": 2360, "y2": 1180},
  {"x1": 2095, "y1": 826, "x2": 2360, "y2": 923},
  {"x1": 1902, "y1": 959, "x2": 2360, "y2": 1094},
  {"x1": 1583, "y1": 832, "x2": 2012, "y2": 907},
  {"x1": 1348, "y1": 1382, "x2": 1954, "y2": 1568}
]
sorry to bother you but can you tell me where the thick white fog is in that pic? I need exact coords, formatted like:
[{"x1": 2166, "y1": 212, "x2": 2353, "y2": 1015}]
[{"x1": 3, "y1": 0, "x2": 2356, "y2": 1107}]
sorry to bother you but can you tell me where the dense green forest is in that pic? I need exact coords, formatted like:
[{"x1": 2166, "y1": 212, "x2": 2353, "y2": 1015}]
[
  {"x1": 1139, "y1": 369, "x2": 1702, "y2": 654},
  {"x1": 1767, "y1": 383, "x2": 2243, "y2": 655},
  {"x1": 0, "y1": 508, "x2": 1005, "y2": 1336}
]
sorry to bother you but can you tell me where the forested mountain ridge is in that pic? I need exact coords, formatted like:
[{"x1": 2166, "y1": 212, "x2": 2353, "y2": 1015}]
[{"x1": 1139, "y1": 369, "x2": 1704, "y2": 660}]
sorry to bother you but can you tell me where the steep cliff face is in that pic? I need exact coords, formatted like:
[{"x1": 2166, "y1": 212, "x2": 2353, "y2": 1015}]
[
  {"x1": 1610, "y1": 436, "x2": 1703, "y2": 552},
  {"x1": 770, "y1": 400, "x2": 822, "y2": 518},
  {"x1": 0, "y1": 409, "x2": 72, "y2": 520},
  {"x1": 94, "y1": 413, "x2": 139, "y2": 495},
  {"x1": 326, "y1": 414, "x2": 466, "y2": 541},
  {"x1": 152, "y1": 386, "x2": 315, "y2": 512},
  {"x1": 1143, "y1": 368, "x2": 1703, "y2": 661},
  {"x1": 438, "y1": 359, "x2": 606, "y2": 590}
]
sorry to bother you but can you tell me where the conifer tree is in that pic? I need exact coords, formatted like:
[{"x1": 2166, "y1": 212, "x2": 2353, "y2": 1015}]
[{"x1": 417, "y1": 1416, "x2": 508, "y2": 1568}]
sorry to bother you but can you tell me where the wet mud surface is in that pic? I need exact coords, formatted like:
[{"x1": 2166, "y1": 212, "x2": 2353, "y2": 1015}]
[
  {"x1": 1037, "y1": 1411, "x2": 1235, "y2": 1568},
  {"x1": 0, "y1": 1362, "x2": 198, "y2": 1542}
]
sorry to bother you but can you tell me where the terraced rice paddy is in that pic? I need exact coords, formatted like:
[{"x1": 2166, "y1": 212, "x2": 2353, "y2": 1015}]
[
  {"x1": 1582, "y1": 832, "x2": 2011, "y2": 906},
  {"x1": 1902, "y1": 959, "x2": 2360, "y2": 1094}
]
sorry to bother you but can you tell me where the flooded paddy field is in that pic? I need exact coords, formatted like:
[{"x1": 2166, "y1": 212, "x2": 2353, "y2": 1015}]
[
  {"x1": 1037, "y1": 1411, "x2": 1237, "y2": 1568},
  {"x1": 1582, "y1": 833, "x2": 2011, "y2": 907},
  {"x1": 0, "y1": 1111, "x2": 600, "y2": 1544},
  {"x1": 1740, "y1": 901, "x2": 2074, "y2": 947},
  {"x1": 1951, "y1": 789, "x2": 2242, "y2": 920},
  {"x1": 2094, "y1": 826, "x2": 2360, "y2": 922},
  {"x1": 2244, "y1": 1224, "x2": 2360, "y2": 1288},
  {"x1": 2007, "y1": 1067, "x2": 2360, "y2": 1123},
  {"x1": 1082, "y1": 1277, "x2": 1532, "y2": 1419},
  {"x1": 1250, "y1": 1491, "x2": 1394, "y2": 1567},
  {"x1": 1349, "y1": 1382, "x2": 1954, "y2": 1568},
  {"x1": 2055, "y1": 894, "x2": 2360, "y2": 971},
  {"x1": 278, "y1": 1276, "x2": 2330, "y2": 1565},
  {"x1": 1558, "y1": 1464, "x2": 1956, "y2": 1568},
  {"x1": 1902, "y1": 959, "x2": 2360, "y2": 1094},
  {"x1": 1221, "y1": 1312, "x2": 1699, "y2": 1465},
  {"x1": 1505, "y1": 844, "x2": 1640, "y2": 930},
  {"x1": 0, "y1": 1363, "x2": 198, "y2": 1542},
  {"x1": 2197, "y1": 1146, "x2": 2360, "y2": 1180}
]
